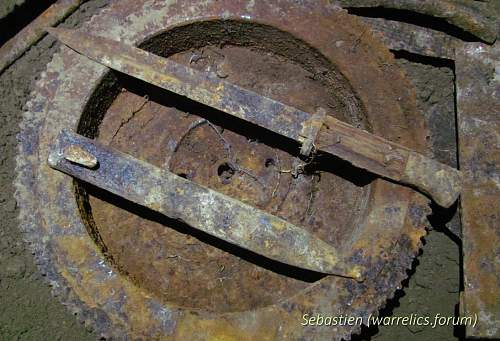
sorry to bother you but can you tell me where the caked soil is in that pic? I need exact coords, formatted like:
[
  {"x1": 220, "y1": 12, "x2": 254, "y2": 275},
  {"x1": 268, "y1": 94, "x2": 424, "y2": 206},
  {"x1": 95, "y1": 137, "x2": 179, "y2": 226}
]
[
  {"x1": 0, "y1": 1, "x2": 461, "y2": 339},
  {"x1": 0, "y1": 2, "x2": 107, "y2": 340},
  {"x1": 371, "y1": 58, "x2": 461, "y2": 341}
]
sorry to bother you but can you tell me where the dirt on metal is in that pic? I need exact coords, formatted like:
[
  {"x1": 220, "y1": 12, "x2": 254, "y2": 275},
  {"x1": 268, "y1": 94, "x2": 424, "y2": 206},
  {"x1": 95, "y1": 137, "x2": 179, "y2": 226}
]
[
  {"x1": 86, "y1": 44, "x2": 369, "y2": 312},
  {"x1": 337, "y1": 0, "x2": 498, "y2": 43},
  {"x1": 456, "y1": 42, "x2": 499, "y2": 338},
  {"x1": 0, "y1": 11, "x2": 461, "y2": 339},
  {"x1": 0, "y1": 1, "x2": 108, "y2": 340},
  {"x1": 0, "y1": 0, "x2": 472, "y2": 339},
  {"x1": 0, "y1": 0, "x2": 85, "y2": 74},
  {"x1": 48, "y1": 27, "x2": 462, "y2": 209},
  {"x1": 14, "y1": 1, "x2": 433, "y2": 338}
]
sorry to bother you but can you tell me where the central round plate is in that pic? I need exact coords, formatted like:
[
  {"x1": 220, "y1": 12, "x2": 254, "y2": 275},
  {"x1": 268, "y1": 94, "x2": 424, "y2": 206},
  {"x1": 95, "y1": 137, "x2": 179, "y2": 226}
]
[{"x1": 80, "y1": 21, "x2": 370, "y2": 313}]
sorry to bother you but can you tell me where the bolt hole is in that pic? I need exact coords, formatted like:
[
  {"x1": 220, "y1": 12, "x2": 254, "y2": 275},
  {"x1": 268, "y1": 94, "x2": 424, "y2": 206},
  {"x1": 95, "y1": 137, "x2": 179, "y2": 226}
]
[
  {"x1": 265, "y1": 158, "x2": 275, "y2": 168},
  {"x1": 217, "y1": 162, "x2": 235, "y2": 183}
]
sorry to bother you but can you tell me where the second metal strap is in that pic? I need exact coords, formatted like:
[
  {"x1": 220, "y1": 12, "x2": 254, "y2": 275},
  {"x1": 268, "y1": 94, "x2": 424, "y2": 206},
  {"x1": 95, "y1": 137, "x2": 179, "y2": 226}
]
[{"x1": 48, "y1": 129, "x2": 364, "y2": 280}]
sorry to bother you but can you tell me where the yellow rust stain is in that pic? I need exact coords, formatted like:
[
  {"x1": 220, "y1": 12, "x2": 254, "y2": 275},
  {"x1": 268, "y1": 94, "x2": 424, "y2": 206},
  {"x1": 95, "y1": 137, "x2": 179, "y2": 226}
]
[
  {"x1": 215, "y1": 81, "x2": 225, "y2": 96},
  {"x1": 346, "y1": 265, "x2": 363, "y2": 281},
  {"x1": 56, "y1": 235, "x2": 95, "y2": 266},
  {"x1": 156, "y1": 70, "x2": 183, "y2": 88},
  {"x1": 122, "y1": 294, "x2": 161, "y2": 337},
  {"x1": 172, "y1": 314, "x2": 277, "y2": 341},
  {"x1": 55, "y1": 235, "x2": 103, "y2": 308},
  {"x1": 270, "y1": 219, "x2": 287, "y2": 232},
  {"x1": 321, "y1": 251, "x2": 338, "y2": 266},
  {"x1": 55, "y1": 235, "x2": 163, "y2": 335}
]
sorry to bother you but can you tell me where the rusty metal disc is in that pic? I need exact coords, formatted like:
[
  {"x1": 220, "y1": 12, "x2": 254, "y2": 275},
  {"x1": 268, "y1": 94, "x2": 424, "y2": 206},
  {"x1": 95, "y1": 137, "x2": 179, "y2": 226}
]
[{"x1": 16, "y1": 0, "x2": 431, "y2": 339}]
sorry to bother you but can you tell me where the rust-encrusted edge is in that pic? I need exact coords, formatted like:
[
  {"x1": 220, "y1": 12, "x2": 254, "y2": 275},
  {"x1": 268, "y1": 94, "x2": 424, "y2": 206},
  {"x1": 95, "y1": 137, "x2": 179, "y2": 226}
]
[
  {"x1": 335, "y1": 0, "x2": 498, "y2": 44},
  {"x1": 356, "y1": 16, "x2": 460, "y2": 59},
  {"x1": 0, "y1": 0, "x2": 86, "y2": 75},
  {"x1": 14, "y1": 0, "x2": 431, "y2": 339},
  {"x1": 456, "y1": 41, "x2": 499, "y2": 339}
]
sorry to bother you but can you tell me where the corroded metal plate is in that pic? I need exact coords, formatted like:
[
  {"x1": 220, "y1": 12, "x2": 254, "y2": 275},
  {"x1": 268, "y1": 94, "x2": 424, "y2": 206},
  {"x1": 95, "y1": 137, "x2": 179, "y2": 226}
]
[
  {"x1": 456, "y1": 42, "x2": 499, "y2": 339},
  {"x1": 16, "y1": 0, "x2": 430, "y2": 339}
]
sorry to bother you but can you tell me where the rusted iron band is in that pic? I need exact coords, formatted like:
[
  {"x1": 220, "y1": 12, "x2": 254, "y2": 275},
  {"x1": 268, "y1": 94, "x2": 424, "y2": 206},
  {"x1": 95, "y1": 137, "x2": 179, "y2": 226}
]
[
  {"x1": 456, "y1": 42, "x2": 499, "y2": 339},
  {"x1": 48, "y1": 129, "x2": 364, "y2": 280},
  {"x1": 336, "y1": 0, "x2": 498, "y2": 43},
  {"x1": 359, "y1": 17, "x2": 459, "y2": 59},
  {"x1": 48, "y1": 27, "x2": 462, "y2": 207},
  {"x1": 0, "y1": 0, "x2": 85, "y2": 75}
]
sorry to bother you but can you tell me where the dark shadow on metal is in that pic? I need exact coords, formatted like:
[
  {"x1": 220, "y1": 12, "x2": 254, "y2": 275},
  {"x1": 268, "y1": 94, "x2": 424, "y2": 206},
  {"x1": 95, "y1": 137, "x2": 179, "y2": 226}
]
[
  {"x1": 0, "y1": 0, "x2": 56, "y2": 46},
  {"x1": 306, "y1": 153, "x2": 376, "y2": 187},
  {"x1": 79, "y1": 181, "x2": 327, "y2": 283},
  {"x1": 428, "y1": 201, "x2": 460, "y2": 238},
  {"x1": 453, "y1": 303, "x2": 466, "y2": 340},
  {"x1": 116, "y1": 71, "x2": 376, "y2": 189},
  {"x1": 346, "y1": 7, "x2": 482, "y2": 43},
  {"x1": 392, "y1": 50, "x2": 455, "y2": 67}
]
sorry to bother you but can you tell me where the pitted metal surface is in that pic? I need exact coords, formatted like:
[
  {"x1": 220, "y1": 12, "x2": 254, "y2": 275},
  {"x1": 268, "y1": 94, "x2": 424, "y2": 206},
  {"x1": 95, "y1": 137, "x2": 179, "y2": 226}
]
[
  {"x1": 336, "y1": 0, "x2": 498, "y2": 43},
  {"x1": 15, "y1": 0, "x2": 436, "y2": 339},
  {"x1": 342, "y1": 4, "x2": 499, "y2": 337},
  {"x1": 456, "y1": 42, "x2": 499, "y2": 339}
]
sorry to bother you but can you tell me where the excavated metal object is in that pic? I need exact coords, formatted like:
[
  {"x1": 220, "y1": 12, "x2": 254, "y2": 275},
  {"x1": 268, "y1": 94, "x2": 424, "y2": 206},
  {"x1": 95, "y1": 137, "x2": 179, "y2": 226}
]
[{"x1": 15, "y1": 0, "x2": 440, "y2": 339}]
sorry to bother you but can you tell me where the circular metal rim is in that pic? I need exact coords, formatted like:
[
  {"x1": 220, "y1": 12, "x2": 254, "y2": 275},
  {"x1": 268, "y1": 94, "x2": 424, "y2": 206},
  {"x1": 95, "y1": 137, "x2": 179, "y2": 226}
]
[{"x1": 15, "y1": 0, "x2": 431, "y2": 339}]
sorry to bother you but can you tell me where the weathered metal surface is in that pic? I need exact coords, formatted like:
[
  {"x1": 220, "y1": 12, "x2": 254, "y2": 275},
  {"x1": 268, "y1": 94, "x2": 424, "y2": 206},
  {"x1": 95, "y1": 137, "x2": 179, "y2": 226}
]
[
  {"x1": 0, "y1": 0, "x2": 85, "y2": 75},
  {"x1": 15, "y1": 0, "x2": 431, "y2": 339},
  {"x1": 456, "y1": 42, "x2": 499, "y2": 339},
  {"x1": 47, "y1": 27, "x2": 311, "y2": 142},
  {"x1": 317, "y1": 116, "x2": 461, "y2": 208},
  {"x1": 336, "y1": 0, "x2": 498, "y2": 43},
  {"x1": 91, "y1": 48, "x2": 370, "y2": 315},
  {"x1": 299, "y1": 107, "x2": 327, "y2": 156},
  {"x1": 357, "y1": 17, "x2": 459, "y2": 59},
  {"x1": 49, "y1": 129, "x2": 363, "y2": 279},
  {"x1": 49, "y1": 26, "x2": 461, "y2": 208},
  {"x1": 353, "y1": 3, "x2": 500, "y2": 336}
]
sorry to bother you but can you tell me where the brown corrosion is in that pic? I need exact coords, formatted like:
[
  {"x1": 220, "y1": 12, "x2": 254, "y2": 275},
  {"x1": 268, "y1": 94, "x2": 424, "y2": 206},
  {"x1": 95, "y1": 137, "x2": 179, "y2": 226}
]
[
  {"x1": 0, "y1": 0, "x2": 84, "y2": 75},
  {"x1": 15, "y1": 1, "x2": 431, "y2": 339},
  {"x1": 50, "y1": 26, "x2": 461, "y2": 207},
  {"x1": 456, "y1": 42, "x2": 499, "y2": 339},
  {"x1": 88, "y1": 44, "x2": 367, "y2": 312},
  {"x1": 49, "y1": 130, "x2": 364, "y2": 278},
  {"x1": 337, "y1": 0, "x2": 498, "y2": 43}
]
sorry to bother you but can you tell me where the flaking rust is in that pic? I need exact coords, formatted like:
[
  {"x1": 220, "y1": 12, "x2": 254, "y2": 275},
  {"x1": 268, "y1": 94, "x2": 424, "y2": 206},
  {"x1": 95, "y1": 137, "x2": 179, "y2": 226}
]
[
  {"x1": 15, "y1": 0, "x2": 435, "y2": 339},
  {"x1": 11, "y1": 0, "x2": 500, "y2": 338},
  {"x1": 363, "y1": 0, "x2": 500, "y2": 334},
  {"x1": 0, "y1": 0, "x2": 85, "y2": 75},
  {"x1": 49, "y1": 26, "x2": 462, "y2": 208},
  {"x1": 48, "y1": 129, "x2": 364, "y2": 279},
  {"x1": 456, "y1": 42, "x2": 499, "y2": 339},
  {"x1": 336, "y1": 0, "x2": 498, "y2": 43}
]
